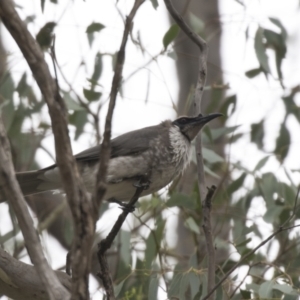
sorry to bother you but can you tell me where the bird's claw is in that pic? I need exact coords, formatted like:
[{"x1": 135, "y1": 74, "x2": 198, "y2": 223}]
[
  {"x1": 107, "y1": 198, "x2": 135, "y2": 212},
  {"x1": 133, "y1": 178, "x2": 151, "y2": 190}
]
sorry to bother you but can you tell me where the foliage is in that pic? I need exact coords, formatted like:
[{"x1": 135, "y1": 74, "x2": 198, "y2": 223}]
[{"x1": 0, "y1": 0, "x2": 300, "y2": 299}]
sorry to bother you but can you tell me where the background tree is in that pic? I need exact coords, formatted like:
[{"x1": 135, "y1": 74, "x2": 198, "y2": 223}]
[{"x1": 0, "y1": 0, "x2": 300, "y2": 299}]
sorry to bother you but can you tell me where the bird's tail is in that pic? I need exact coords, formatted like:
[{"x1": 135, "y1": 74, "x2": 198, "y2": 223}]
[
  {"x1": 16, "y1": 170, "x2": 46, "y2": 196},
  {"x1": 0, "y1": 168, "x2": 62, "y2": 202}
]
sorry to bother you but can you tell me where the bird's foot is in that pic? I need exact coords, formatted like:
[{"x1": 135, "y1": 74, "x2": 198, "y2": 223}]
[
  {"x1": 133, "y1": 177, "x2": 151, "y2": 190},
  {"x1": 107, "y1": 198, "x2": 136, "y2": 212}
]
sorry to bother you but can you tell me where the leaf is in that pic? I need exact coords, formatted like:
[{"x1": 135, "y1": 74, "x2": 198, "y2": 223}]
[
  {"x1": 188, "y1": 272, "x2": 200, "y2": 299},
  {"x1": 150, "y1": 0, "x2": 159, "y2": 9},
  {"x1": 227, "y1": 173, "x2": 246, "y2": 195},
  {"x1": 202, "y1": 147, "x2": 224, "y2": 163},
  {"x1": 251, "y1": 120, "x2": 264, "y2": 149},
  {"x1": 245, "y1": 67, "x2": 262, "y2": 78},
  {"x1": 83, "y1": 88, "x2": 102, "y2": 102},
  {"x1": 220, "y1": 94, "x2": 236, "y2": 116},
  {"x1": 163, "y1": 24, "x2": 179, "y2": 49},
  {"x1": 86, "y1": 22, "x2": 105, "y2": 47},
  {"x1": 209, "y1": 125, "x2": 240, "y2": 141},
  {"x1": 166, "y1": 193, "x2": 197, "y2": 210},
  {"x1": 240, "y1": 289, "x2": 251, "y2": 299},
  {"x1": 120, "y1": 230, "x2": 131, "y2": 265},
  {"x1": 189, "y1": 13, "x2": 205, "y2": 34},
  {"x1": 184, "y1": 217, "x2": 200, "y2": 234},
  {"x1": 274, "y1": 122, "x2": 290, "y2": 162},
  {"x1": 168, "y1": 273, "x2": 182, "y2": 298},
  {"x1": 114, "y1": 280, "x2": 125, "y2": 298},
  {"x1": 269, "y1": 17, "x2": 287, "y2": 40},
  {"x1": 90, "y1": 52, "x2": 103, "y2": 89},
  {"x1": 273, "y1": 283, "x2": 295, "y2": 295},
  {"x1": 69, "y1": 110, "x2": 88, "y2": 140},
  {"x1": 62, "y1": 92, "x2": 84, "y2": 111},
  {"x1": 179, "y1": 274, "x2": 189, "y2": 300},
  {"x1": 254, "y1": 27, "x2": 270, "y2": 73},
  {"x1": 148, "y1": 276, "x2": 159, "y2": 300},
  {"x1": 263, "y1": 205, "x2": 283, "y2": 223},
  {"x1": 253, "y1": 156, "x2": 270, "y2": 172},
  {"x1": 258, "y1": 280, "x2": 275, "y2": 298}
]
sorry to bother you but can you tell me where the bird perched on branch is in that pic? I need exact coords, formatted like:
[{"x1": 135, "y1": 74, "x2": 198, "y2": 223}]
[{"x1": 13, "y1": 113, "x2": 222, "y2": 203}]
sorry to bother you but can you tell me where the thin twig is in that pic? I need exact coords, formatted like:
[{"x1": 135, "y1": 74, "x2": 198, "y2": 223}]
[
  {"x1": 202, "y1": 223, "x2": 300, "y2": 300},
  {"x1": 97, "y1": 178, "x2": 148, "y2": 300},
  {"x1": 202, "y1": 185, "x2": 217, "y2": 299},
  {"x1": 93, "y1": 0, "x2": 145, "y2": 211}
]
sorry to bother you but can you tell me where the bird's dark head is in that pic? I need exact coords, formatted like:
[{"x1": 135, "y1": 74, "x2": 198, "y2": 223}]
[{"x1": 172, "y1": 113, "x2": 223, "y2": 141}]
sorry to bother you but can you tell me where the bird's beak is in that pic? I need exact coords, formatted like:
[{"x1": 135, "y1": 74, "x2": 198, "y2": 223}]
[{"x1": 183, "y1": 113, "x2": 223, "y2": 141}]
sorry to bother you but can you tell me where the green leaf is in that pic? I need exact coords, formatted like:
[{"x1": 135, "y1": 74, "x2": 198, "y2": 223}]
[
  {"x1": 245, "y1": 67, "x2": 262, "y2": 78},
  {"x1": 69, "y1": 110, "x2": 88, "y2": 140},
  {"x1": 83, "y1": 88, "x2": 102, "y2": 102},
  {"x1": 240, "y1": 289, "x2": 251, "y2": 299},
  {"x1": 168, "y1": 273, "x2": 182, "y2": 298},
  {"x1": 273, "y1": 283, "x2": 295, "y2": 295},
  {"x1": 254, "y1": 27, "x2": 270, "y2": 73},
  {"x1": 150, "y1": 0, "x2": 159, "y2": 9},
  {"x1": 63, "y1": 92, "x2": 84, "y2": 111},
  {"x1": 251, "y1": 120, "x2": 264, "y2": 149},
  {"x1": 120, "y1": 230, "x2": 131, "y2": 265},
  {"x1": 86, "y1": 22, "x2": 105, "y2": 47},
  {"x1": 274, "y1": 122, "x2": 290, "y2": 162},
  {"x1": 209, "y1": 125, "x2": 240, "y2": 141},
  {"x1": 179, "y1": 274, "x2": 190, "y2": 300},
  {"x1": 263, "y1": 205, "x2": 283, "y2": 223},
  {"x1": 202, "y1": 147, "x2": 224, "y2": 163},
  {"x1": 259, "y1": 281, "x2": 275, "y2": 299},
  {"x1": 166, "y1": 193, "x2": 197, "y2": 210},
  {"x1": 188, "y1": 272, "x2": 200, "y2": 299},
  {"x1": 253, "y1": 156, "x2": 270, "y2": 172},
  {"x1": 227, "y1": 173, "x2": 246, "y2": 195},
  {"x1": 269, "y1": 17, "x2": 287, "y2": 40},
  {"x1": 189, "y1": 13, "x2": 205, "y2": 34},
  {"x1": 163, "y1": 24, "x2": 179, "y2": 49},
  {"x1": 90, "y1": 52, "x2": 103, "y2": 89},
  {"x1": 148, "y1": 276, "x2": 159, "y2": 300},
  {"x1": 184, "y1": 217, "x2": 200, "y2": 234},
  {"x1": 220, "y1": 94, "x2": 236, "y2": 116},
  {"x1": 114, "y1": 280, "x2": 125, "y2": 298}
]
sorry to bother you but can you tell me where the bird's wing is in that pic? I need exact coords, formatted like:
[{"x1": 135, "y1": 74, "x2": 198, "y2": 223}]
[{"x1": 74, "y1": 124, "x2": 161, "y2": 162}]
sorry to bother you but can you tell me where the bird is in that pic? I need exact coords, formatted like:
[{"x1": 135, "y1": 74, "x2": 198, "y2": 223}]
[{"x1": 14, "y1": 113, "x2": 222, "y2": 203}]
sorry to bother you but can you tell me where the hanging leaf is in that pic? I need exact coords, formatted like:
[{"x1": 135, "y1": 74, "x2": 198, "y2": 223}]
[
  {"x1": 90, "y1": 52, "x2": 103, "y2": 89},
  {"x1": 86, "y1": 22, "x2": 105, "y2": 47},
  {"x1": 150, "y1": 0, "x2": 158, "y2": 9},
  {"x1": 83, "y1": 88, "x2": 102, "y2": 102},
  {"x1": 254, "y1": 27, "x2": 270, "y2": 73},
  {"x1": 163, "y1": 24, "x2": 179, "y2": 49},
  {"x1": 245, "y1": 67, "x2": 262, "y2": 78},
  {"x1": 251, "y1": 120, "x2": 264, "y2": 149},
  {"x1": 274, "y1": 122, "x2": 290, "y2": 162},
  {"x1": 253, "y1": 156, "x2": 270, "y2": 172},
  {"x1": 220, "y1": 94, "x2": 236, "y2": 116}
]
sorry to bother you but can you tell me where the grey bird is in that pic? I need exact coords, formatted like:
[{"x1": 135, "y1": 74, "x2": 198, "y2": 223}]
[{"x1": 14, "y1": 113, "x2": 222, "y2": 203}]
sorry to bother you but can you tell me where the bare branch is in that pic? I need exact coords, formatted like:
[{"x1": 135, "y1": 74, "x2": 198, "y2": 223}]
[
  {"x1": 202, "y1": 185, "x2": 217, "y2": 299},
  {"x1": 0, "y1": 248, "x2": 71, "y2": 300},
  {"x1": 0, "y1": 1, "x2": 94, "y2": 298},
  {"x1": 97, "y1": 178, "x2": 148, "y2": 299},
  {"x1": 0, "y1": 116, "x2": 70, "y2": 300},
  {"x1": 93, "y1": 0, "x2": 145, "y2": 211}
]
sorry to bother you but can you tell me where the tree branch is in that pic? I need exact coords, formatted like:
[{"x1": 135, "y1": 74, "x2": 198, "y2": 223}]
[
  {"x1": 0, "y1": 116, "x2": 70, "y2": 300},
  {"x1": 0, "y1": 1, "x2": 94, "y2": 298},
  {"x1": 93, "y1": 0, "x2": 145, "y2": 210},
  {"x1": 163, "y1": 1, "x2": 214, "y2": 298},
  {"x1": 97, "y1": 179, "x2": 148, "y2": 299},
  {"x1": 0, "y1": 248, "x2": 71, "y2": 300}
]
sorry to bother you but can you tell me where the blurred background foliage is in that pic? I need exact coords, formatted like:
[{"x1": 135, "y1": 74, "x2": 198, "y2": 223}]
[{"x1": 0, "y1": 0, "x2": 300, "y2": 299}]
